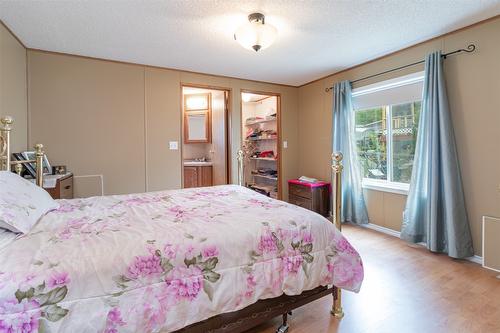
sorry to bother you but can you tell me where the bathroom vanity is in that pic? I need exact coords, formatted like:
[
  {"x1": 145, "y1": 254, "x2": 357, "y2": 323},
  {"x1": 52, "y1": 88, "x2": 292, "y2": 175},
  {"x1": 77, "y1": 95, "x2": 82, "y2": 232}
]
[{"x1": 183, "y1": 161, "x2": 213, "y2": 188}]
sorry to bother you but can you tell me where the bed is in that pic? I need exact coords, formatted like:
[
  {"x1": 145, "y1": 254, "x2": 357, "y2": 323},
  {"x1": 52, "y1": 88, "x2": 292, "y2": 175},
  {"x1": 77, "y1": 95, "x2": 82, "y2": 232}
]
[{"x1": 0, "y1": 116, "x2": 363, "y2": 333}]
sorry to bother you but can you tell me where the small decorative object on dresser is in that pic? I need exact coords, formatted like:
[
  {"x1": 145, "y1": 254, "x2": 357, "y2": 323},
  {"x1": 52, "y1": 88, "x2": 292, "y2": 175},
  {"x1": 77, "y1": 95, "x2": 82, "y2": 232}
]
[
  {"x1": 52, "y1": 165, "x2": 67, "y2": 175},
  {"x1": 43, "y1": 173, "x2": 74, "y2": 199},
  {"x1": 288, "y1": 179, "x2": 330, "y2": 217}
]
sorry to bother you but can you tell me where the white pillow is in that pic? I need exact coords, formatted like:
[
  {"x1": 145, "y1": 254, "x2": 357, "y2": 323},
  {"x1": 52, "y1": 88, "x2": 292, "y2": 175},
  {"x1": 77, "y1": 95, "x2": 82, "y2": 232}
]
[{"x1": 0, "y1": 171, "x2": 59, "y2": 234}]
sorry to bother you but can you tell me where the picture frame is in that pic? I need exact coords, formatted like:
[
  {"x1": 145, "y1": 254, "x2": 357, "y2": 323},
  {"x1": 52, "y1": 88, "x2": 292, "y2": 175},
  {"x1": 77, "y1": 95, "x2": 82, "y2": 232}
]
[
  {"x1": 21, "y1": 151, "x2": 52, "y2": 175},
  {"x1": 12, "y1": 152, "x2": 36, "y2": 178}
]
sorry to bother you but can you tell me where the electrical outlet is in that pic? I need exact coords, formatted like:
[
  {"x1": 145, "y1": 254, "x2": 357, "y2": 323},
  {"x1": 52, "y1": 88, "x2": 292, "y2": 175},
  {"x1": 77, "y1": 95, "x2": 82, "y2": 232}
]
[{"x1": 169, "y1": 141, "x2": 178, "y2": 150}]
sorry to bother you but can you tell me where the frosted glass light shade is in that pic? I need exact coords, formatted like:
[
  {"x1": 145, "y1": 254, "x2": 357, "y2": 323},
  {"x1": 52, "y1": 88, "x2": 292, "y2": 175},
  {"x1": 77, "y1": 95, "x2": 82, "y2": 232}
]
[{"x1": 234, "y1": 19, "x2": 277, "y2": 52}]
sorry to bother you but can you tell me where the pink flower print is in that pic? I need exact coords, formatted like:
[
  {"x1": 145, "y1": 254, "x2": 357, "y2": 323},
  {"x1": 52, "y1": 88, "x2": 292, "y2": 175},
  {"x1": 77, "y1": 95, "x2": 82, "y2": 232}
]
[
  {"x1": 0, "y1": 298, "x2": 41, "y2": 333},
  {"x1": 103, "y1": 307, "x2": 126, "y2": 333},
  {"x1": 335, "y1": 238, "x2": 358, "y2": 256},
  {"x1": 330, "y1": 256, "x2": 364, "y2": 291},
  {"x1": 276, "y1": 227, "x2": 290, "y2": 241},
  {"x1": 124, "y1": 196, "x2": 160, "y2": 206},
  {"x1": 54, "y1": 202, "x2": 79, "y2": 213},
  {"x1": 167, "y1": 205, "x2": 188, "y2": 220},
  {"x1": 301, "y1": 231, "x2": 313, "y2": 244},
  {"x1": 58, "y1": 228, "x2": 72, "y2": 240},
  {"x1": 246, "y1": 274, "x2": 257, "y2": 288},
  {"x1": 282, "y1": 249, "x2": 303, "y2": 274},
  {"x1": 244, "y1": 274, "x2": 257, "y2": 298},
  {"x1": 126, "y1": 254, "x2": 163, "y2": 280},
  {"x1": 47, "y1": 272, "x2": 70, "y2": 288},
  {"x1": 248, "y1": 198, "x2": 274, "y2": 209},
  {"x1": 201, "y1": 245, "x2": 218, "y2": 258},
  {"x1": 166, "y1": 266, "x2": 203, "y2": 301},
  {"x1": 184, "y1": 245, "x2": 195, "y2": 258},
  {"x1": 163, "y1": 244, "x2": 178, "y2": 260},
  {"x1": 258, "y1": 231, "x2": 278, "y2": 254},
  {"x1": 0, "y1": 212, "x2": 15, "y2": 223}
]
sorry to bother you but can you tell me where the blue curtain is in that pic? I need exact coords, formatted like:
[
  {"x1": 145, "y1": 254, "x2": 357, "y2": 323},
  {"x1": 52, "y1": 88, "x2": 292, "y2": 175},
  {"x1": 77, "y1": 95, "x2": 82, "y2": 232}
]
[
  {"x1": 401, "y1": 51, "x2": 473, "y2": 258},
  {"x1": 332, "y1": 81, "x2": 369, "y2": 224}
]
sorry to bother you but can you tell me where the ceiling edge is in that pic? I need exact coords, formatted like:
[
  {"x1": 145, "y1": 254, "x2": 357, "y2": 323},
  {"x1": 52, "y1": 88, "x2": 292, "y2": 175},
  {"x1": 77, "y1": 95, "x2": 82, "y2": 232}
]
[{"x1": 298, "y1": 14, "x2": 500, "y2": 88}]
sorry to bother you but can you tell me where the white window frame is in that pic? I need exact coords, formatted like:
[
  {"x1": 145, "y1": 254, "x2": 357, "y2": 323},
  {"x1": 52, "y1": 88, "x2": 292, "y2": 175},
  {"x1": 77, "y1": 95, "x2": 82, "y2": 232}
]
[{"x1": 353, "y1": 72, "x2": 424, "y2": 196}]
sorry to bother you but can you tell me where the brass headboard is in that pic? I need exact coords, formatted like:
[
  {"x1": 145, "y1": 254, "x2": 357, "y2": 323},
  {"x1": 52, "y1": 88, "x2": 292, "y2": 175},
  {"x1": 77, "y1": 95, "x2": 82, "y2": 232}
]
[{"x1": 0, "y1": 116, "x2": 45, "y2": 187}]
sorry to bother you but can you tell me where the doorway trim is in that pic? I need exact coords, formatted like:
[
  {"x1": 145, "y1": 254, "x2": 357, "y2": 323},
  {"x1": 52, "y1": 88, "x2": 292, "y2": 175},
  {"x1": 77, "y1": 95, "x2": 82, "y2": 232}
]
[
  {"x1": 180, "y1": 83, "x2": 232, "y2": 187},
  {"x1": 240, "y1": 89, "x2": 282, "y2": 200}
]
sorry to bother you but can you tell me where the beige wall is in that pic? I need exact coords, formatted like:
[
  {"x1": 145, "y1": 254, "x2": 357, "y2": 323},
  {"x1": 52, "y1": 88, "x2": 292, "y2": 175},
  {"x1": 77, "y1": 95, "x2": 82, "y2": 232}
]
[
  {"x1": 27, "y1": 51, "x2": 300, "y2": 199},
  {"x1": 0, "y1": 23, "x2": 27, "y2": 152},
  {"x1": 297, "y1": 17, "x2": 500, "y2": 256}
]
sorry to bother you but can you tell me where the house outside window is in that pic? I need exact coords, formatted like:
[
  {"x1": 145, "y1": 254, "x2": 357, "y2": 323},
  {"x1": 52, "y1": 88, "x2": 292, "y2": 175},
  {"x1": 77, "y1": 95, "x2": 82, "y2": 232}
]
[{"x1": 352, "y1": 72, "x2": 424, "y2": 194}]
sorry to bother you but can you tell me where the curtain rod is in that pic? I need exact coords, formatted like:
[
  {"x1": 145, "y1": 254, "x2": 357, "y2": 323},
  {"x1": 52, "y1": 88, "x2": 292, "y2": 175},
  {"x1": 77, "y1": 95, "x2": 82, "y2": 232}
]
[{"x1": 325, "y1": 44, "x2": 476, "y2": 92}]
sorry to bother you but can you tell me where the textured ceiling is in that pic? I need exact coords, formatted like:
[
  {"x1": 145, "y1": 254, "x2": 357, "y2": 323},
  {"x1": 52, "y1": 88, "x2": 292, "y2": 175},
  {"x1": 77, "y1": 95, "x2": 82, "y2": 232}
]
[{"x1": 1, "y1": 0, "x2": 499, "y2": 86}]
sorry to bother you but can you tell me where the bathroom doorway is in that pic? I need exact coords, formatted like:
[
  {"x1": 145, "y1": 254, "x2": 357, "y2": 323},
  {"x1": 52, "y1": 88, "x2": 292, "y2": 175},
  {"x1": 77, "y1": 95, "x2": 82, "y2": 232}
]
[
  {"x1": 181, "y1": 85, "x2": 231, "y2": 188},
  {"x1": 240, "y1": 90, "x2": 281, "y2": 199}
]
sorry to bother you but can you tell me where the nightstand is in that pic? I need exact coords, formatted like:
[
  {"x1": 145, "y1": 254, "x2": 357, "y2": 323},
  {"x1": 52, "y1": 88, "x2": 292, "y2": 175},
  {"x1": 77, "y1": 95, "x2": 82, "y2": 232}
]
[
  {"x1": 45, "y1": 173, "x2": 74, "y2": 199},
  {"x1": 288, "y1": 179, "x2": 330, "y2": 217}
]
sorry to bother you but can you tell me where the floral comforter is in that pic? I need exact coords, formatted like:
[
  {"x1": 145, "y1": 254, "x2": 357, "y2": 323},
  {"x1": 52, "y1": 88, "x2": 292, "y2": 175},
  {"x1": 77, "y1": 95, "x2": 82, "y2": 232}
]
[{"x1": 0, "y1": 185, "x2": 363, "y2": 333}]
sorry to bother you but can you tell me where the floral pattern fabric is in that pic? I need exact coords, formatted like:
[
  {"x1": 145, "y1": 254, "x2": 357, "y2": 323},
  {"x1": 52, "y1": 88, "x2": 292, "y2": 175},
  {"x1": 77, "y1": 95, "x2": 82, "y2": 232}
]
[
  {"x1": 0, "y1": 185, "x2": 363, "y2": 332},
  {"x1": 0, "y1": 171, "x2": 59, "y2": 234}
]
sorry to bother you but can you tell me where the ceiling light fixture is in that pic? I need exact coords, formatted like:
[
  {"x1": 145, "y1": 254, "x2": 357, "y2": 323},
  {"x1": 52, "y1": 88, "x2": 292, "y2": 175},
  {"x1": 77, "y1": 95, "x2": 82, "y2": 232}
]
[{"x1": 234, "y1": 13, "x2": 277, "y2": 52}]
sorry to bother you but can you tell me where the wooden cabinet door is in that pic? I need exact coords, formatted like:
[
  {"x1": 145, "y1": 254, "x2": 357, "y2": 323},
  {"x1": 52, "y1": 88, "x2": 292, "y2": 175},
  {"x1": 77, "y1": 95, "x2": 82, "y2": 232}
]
[
  {"x1": 184, "y1": 166, "x2": 198, "y2": 188},
  {"x1": 200, "y1": 166, "x2": 213, "y2": 187}
]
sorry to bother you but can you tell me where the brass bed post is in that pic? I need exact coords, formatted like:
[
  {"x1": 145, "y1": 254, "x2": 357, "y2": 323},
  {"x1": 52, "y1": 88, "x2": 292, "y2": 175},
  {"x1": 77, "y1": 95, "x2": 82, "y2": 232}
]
[
  {"x1": 331, "y1": 152, "x2": 344, "y2": 318},
  {"x1": 0, "y1": 116, "x2": 45, "y2": 187},
  {"x1": 34, "y1": 144, "x2": 45, "y2": 187},
  {"x1": 237, "y1": 149, "x2": 244, "y2": 186},
  {"x1": 0, "y1": 116, "x2": 13, "y2": 171}
]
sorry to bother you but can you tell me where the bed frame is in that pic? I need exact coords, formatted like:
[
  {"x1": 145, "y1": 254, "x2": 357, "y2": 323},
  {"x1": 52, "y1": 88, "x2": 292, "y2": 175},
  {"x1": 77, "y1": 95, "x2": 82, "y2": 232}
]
[
  {"x1": 1, "y1": 116, "x2": 346, "y2": 333},
  {"x1": 0, "y1": 116, "x2": 46, "y2": 186}
]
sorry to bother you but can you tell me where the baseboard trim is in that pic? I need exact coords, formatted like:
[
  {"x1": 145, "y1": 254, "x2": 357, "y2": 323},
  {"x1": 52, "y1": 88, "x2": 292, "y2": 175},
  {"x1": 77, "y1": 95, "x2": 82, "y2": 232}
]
[
  {"x1": 359, "y1": 223, "x2": 483, "y2": 265},
  {"x1": 466, "y1": 255, "x2": 483, "y2": 265},
  {"x1": 359, "y1": 223, "x2": 401, "y2": 238}
]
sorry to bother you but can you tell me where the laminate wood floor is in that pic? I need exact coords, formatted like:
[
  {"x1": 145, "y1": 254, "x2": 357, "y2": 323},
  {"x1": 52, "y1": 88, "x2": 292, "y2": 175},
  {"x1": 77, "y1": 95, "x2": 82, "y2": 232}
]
[{"x1": 247, "y1": 224, "x2": 500, "y2": 333}]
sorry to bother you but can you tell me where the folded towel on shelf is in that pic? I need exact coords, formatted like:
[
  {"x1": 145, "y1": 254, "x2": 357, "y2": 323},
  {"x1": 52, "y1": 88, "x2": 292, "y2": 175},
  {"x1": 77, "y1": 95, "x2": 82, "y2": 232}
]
[{"x1": 298, "y1": 176, "x2": 319, "y2": 183}]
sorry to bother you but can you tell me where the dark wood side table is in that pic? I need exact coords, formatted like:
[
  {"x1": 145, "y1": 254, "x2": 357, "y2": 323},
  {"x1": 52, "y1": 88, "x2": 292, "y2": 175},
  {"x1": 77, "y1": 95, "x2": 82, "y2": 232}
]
[
  {"x1": 288, "y1": 179, "x2": 330, "y2": 217},
  {"x1": 45, "y1": 173, "x2": 74, "y2": 199}
]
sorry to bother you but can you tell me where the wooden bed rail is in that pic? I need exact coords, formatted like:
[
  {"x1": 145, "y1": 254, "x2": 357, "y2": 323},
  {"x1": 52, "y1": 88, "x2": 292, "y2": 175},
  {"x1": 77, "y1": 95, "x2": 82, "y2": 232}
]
[{"x1": 0, "y1": 116, "x2": 45, "y2": 187}]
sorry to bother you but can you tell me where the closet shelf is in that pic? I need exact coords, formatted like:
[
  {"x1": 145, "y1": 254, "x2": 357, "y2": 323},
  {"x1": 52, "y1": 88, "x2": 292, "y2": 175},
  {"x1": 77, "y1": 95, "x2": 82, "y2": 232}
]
[
  {"x1": 246, "y1": 137, "x2": 277, "y2": 142},
  {"x1": 252, "y1": 174, "x2": 278, "y2": 181},
  {"x1": 245, "y1": 118, "x2": 277, "y2": 126},
  {"x1": 250, "y1": 157, "x2": 277, "y2": 161}
]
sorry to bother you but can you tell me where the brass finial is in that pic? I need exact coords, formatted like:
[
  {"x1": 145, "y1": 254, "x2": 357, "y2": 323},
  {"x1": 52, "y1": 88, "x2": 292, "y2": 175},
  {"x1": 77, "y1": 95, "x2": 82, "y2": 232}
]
[
  {"x1": 331, "y1": 152, "x2": 344, "y2": 174},
  {"x1": 1, "y1": 116, "x2": 13, "y2": 130},
  {"x1": 34, "y1": 143, "x2": 44, "y2": 154},
  {"x1": 14, "y1": 163, "x2": 23, "y2": 176},
  {"x1": 332, "y1": 152, "x2": 343, "y2": 162}
]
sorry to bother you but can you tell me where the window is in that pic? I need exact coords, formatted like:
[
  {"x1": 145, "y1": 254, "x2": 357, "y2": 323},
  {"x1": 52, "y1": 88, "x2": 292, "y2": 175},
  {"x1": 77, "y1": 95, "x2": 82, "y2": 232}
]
[{"x1": 352, "y1": 72, "x2": 423, "y2": 194}]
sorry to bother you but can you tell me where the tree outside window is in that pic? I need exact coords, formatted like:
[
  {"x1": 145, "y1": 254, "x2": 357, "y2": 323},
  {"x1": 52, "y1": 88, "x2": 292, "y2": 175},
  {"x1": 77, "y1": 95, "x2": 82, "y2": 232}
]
[{"x1": 355, "y1": 101, "x2": 421, "y2": 185}]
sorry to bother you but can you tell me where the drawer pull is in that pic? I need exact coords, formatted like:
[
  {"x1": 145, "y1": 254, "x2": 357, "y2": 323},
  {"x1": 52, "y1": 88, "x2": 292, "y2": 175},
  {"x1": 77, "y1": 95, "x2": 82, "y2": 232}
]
[{"x1": 64, "y1": 185, "x2": 71, "y2": 190}]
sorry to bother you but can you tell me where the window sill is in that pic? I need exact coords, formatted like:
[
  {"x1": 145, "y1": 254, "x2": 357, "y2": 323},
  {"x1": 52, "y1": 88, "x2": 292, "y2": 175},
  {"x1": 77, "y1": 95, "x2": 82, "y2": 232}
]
[{"x1": 362, "y1": 179, "x2": 409, "y2": 196}]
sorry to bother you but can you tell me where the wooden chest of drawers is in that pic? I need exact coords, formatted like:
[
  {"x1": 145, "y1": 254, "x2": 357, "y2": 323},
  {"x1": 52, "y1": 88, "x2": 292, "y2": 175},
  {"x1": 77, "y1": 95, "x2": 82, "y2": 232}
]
[
  {"x1": 288, "y1": 180, "x2": 330, "y2": 217},
  {"x1": 45, "y1": 174, "x2": 74, "y2": 199}
]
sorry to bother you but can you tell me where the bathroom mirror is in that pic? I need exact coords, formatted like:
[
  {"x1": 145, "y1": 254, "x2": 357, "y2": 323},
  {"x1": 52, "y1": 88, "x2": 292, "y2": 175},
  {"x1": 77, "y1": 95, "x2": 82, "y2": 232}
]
[
  {"x1": 185, "y1": 112, "x2": 210, "y2": 143},
  {"x1": 184, "y1": 93, "x2": 212, "y2": 143}
]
